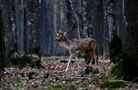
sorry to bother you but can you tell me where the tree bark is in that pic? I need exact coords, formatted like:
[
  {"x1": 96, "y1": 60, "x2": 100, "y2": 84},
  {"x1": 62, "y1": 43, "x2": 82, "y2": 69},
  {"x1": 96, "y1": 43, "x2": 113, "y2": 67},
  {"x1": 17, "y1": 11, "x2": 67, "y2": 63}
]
[
  {"x1": 25, "y1": 0, "x2": 41, "y2": 54},
  {"x1": 122, "y1": 0, "x2": 138, "y2": 79},
  {"x1": 0, "y1": 7, "x2": 5, "y2": 67},
  {"x1": 0, "y1": 0, "x2": 14, "y2": 60}
]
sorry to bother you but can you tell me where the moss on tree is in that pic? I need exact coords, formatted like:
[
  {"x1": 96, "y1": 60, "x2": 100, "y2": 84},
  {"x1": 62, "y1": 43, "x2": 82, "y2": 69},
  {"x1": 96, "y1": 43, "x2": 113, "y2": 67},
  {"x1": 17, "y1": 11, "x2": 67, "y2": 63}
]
[{"x1": 110, "y1": 31, "x2": 122, "y2": 63}]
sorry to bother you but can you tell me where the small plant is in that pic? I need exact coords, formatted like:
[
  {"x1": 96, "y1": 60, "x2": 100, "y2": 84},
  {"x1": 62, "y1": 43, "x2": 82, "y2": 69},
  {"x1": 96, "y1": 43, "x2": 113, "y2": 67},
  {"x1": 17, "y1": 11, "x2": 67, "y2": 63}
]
[
  {"x1": 108, "y1": 59, "x2": 124, "y2": 79},
  {"x1": 49, "y1": 83, "x2": 62, "y2": 88},
  {"x1": 103, "y1": 79, "x2": 125, "y2": 88}
]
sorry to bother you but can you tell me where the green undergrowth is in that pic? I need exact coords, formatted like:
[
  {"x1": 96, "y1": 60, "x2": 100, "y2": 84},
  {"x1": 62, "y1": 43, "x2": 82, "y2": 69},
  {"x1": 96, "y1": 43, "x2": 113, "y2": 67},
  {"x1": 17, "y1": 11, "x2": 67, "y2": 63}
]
[
  {"x1": 103, "y1": 79, "x2": 125, "y2": 88},
  {"x1": 80, "y1": 52, "x2": 91, "y2": 64},
  {"x1": 109, "y1": 31, "x2": 124, "y2": 78},
  {"x1": 103, "y1": 59, "x2": 126, "y2": 88},
  {"x1": 105, "y1": 53, "x2": 126, "y2": 88},
  {"x1": 108, "y1": 59, "x2": 124, "y2": 79}
]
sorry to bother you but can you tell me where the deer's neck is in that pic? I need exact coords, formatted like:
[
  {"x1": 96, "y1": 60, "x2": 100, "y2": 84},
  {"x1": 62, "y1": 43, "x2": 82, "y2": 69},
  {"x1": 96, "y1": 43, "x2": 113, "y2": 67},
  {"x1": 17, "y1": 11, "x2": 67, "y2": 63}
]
[{"x1": 60, "y1": 38, "x2": 71, "y2": 49}]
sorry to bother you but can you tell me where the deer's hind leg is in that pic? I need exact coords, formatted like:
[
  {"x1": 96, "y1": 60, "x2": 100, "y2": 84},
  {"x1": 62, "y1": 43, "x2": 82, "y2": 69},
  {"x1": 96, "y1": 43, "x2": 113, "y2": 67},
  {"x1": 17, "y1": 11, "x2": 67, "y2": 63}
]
[
  {"x1": 89, "y1": 50, "x2": 97, "y2": 66},
  {"x1": 89, "y1": 51, "x2": 94, "y2": 65},
  {"x1": 75, "y1": 54, "x2": 80, "y2": 69}
]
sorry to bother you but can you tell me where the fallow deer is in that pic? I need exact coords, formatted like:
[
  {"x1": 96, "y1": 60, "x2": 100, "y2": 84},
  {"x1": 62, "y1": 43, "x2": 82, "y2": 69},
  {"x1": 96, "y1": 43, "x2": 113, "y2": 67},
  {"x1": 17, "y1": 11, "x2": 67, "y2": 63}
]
[{"x1": 55, "y1": 19, "x2": 97, "y2": 72}]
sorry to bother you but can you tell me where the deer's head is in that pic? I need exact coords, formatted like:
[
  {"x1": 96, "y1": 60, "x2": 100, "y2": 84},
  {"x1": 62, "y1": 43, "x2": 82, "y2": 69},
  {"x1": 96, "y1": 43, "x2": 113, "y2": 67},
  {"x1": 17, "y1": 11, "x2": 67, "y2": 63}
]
[
  {"x1": 55, "y1": 31, "x2": 67, "y2": 42},
  {"x1": 55, "y1": 19, "x2": 78, "y2": 42},
  {"x1": 55, "y1": 19, "x2": 67, "y2": 42}
]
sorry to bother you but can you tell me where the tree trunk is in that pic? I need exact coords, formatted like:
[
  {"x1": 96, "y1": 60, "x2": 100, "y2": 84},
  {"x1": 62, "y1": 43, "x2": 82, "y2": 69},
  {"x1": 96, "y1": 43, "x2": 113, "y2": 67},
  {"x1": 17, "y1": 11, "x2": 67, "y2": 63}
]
[
  {"x1": 122, "y1": 0, "x2": 138, "y2": 80},
  {"x1": 0, "y1": 7, "x2": 5, "y2": 67},
  {"x1": 103, "y1": 0, "x2": 116, "y2": 60},
  {"x1": 14, "y1": 0, "x2": 25, "y2": 55},
  {"x1": 25, "y1": 0, "x2": 41, "y2": 54},
  {"x1": 0, "y1": 0, "x2": 14, "y2": 61}
]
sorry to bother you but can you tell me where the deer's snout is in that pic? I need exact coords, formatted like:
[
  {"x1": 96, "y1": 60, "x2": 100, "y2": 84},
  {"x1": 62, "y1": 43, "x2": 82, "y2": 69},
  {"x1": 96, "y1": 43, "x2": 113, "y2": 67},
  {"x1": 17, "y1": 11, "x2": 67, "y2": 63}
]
[{"x1": 55, "y1": 37, "x2": 61, "y2": 41}]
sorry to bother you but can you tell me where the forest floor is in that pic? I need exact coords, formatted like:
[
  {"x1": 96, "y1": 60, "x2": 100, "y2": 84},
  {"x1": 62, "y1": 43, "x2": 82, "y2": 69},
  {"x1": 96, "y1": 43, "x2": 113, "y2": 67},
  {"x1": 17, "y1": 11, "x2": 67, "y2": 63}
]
[{"x1": 1, "y1": 56, "x2": 138, "y2": 90}]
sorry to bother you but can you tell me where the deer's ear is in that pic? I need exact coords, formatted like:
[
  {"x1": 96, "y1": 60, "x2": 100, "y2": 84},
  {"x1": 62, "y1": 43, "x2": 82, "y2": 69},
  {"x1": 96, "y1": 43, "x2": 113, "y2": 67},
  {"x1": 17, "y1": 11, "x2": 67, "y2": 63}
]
[
  {"x1": 59, "y1": 31, "x2": 62, "y2": 33},
  {"x1": 64, "y1": 32, "x2": 67, "y2": 36}
]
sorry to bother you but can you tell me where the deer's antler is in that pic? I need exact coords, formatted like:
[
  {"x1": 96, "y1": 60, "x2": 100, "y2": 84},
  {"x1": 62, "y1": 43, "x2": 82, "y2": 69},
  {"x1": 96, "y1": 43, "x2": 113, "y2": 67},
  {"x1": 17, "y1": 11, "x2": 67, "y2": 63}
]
[
  {"x1": 67, "y1": 20, "x2": 78, "y2": 33},
  {"x1": 60, "y1": 19, "x2": 78, "y2": 34},
  {"x1": 61, "y1": 18, "x2": 65, "y2": 32}
]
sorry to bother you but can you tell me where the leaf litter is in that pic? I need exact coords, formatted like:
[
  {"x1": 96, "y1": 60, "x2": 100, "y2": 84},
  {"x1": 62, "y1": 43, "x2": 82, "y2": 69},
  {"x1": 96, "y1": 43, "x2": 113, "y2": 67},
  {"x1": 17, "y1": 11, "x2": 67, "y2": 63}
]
[{"x1": 0, "y1": 56, "x2": 138, "y2": 90}]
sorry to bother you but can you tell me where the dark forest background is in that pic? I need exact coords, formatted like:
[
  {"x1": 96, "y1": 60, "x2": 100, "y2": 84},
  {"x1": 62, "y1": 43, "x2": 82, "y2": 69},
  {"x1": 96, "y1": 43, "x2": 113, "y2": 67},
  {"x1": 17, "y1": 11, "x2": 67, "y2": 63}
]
[{"x1": 0, "y1": 0, "x2": 124, "y2": 56}]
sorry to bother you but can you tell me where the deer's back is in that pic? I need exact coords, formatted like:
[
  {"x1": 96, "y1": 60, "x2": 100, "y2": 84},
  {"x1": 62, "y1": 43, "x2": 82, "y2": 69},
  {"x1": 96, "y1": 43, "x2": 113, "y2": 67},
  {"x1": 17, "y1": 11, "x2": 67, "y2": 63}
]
[{"x1": 71, "y1": 38, "x2": 96, "y2": 51}]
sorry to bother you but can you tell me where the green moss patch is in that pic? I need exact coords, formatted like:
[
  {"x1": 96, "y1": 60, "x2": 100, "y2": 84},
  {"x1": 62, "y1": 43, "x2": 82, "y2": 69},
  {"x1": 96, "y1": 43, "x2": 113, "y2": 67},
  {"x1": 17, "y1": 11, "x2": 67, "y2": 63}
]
[{"x1": 103, "y1": 79, "x2": 125, "y2": 88}]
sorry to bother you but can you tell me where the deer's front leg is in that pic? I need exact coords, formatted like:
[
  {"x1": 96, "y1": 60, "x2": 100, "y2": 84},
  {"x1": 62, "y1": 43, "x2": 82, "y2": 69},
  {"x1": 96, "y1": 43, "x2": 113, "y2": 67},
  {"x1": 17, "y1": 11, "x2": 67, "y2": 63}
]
[{"x1": 65, "y1": 54, "x2": 73, "y2": 72}]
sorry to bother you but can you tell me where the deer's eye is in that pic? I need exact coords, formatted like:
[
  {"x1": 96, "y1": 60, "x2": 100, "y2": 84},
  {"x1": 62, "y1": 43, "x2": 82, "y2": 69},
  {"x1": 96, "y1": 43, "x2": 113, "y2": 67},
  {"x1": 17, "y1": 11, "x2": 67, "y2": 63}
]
[{"x1": 59, "y1": 33, "x2": 63, "y2": 36}]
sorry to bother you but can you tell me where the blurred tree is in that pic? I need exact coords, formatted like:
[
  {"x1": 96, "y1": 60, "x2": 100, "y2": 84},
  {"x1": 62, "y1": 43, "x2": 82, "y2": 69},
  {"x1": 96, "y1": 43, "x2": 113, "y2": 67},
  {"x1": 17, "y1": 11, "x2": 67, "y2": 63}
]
[
  {"x1": 0, "y1": 0, "x2": 15, "y2": 66},
  {"x1": 0, "y1": 7, "x2": 5, "y2": 68}
]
